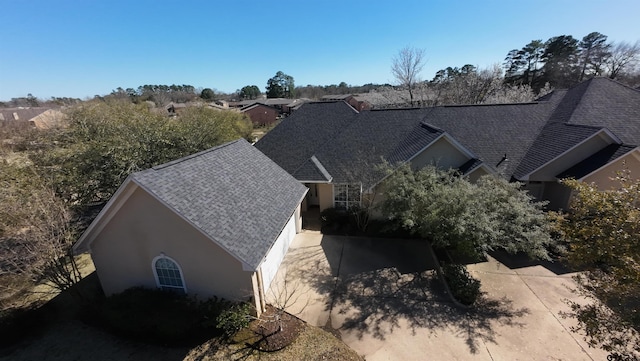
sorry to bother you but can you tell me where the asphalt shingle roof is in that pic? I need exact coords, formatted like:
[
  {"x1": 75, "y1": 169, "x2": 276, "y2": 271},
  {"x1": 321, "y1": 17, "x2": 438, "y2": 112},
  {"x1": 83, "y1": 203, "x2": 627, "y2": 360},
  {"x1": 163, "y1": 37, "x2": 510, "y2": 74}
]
[
  {"x1": 132, "y1": 139, "x2": 307, "y2": 270},
  {"x1": 512, "y1": 122, "x2": 604, "y2": 179},
  {"x1": 292, "y1": 156, "x2": 332, "y2": 182},
  {"x1": 255, "y1": 101, "x2": 358, "y2": 175},
  {"x1": 421, "y1": 102, "x2": 557, "y2": 178},
  {"x1": 561, "y1": 77, "x2": 640, "y2": 145},
  {"x1": 256, "y1": 77, "x2": 640, "y2": 186}
]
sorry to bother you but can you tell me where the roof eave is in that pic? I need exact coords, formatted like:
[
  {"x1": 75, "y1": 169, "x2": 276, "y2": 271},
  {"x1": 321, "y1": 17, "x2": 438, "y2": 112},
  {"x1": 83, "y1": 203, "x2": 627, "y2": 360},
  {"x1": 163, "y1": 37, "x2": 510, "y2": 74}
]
[
  {"x1": 575, "y1": 146, "x2": 640, "y2": 181},
  {"x1": 519, "y1": 128, "x2": 620, "y2": 181},
  {"x1": 72, "y1": 176, "x2": 138, "y2": 254}
]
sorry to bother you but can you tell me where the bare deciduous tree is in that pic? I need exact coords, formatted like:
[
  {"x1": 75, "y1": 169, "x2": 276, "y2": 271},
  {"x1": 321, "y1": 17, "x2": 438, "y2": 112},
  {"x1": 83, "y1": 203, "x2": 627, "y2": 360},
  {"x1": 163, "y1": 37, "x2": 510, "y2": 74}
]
[
  {"x1": 391, "y1": 46, "x2": 426, "y2": 106},
  {"x1": 607, "y1": 41, "x2": 640, "y2": 80},
  {"x1": 264, "y1": 267, "x2": 310, "y2": 333},
  {"x1": 0, "y1": 162, "x2": 81, "y2": 302}
]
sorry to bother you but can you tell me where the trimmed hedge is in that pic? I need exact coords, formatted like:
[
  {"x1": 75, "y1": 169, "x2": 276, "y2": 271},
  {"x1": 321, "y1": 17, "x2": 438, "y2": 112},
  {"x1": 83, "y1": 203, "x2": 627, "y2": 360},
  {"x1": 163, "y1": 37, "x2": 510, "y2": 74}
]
[
  {"x1": 96, "y1": 287, "x2": 241, "y2": 346},
  {"x1": 442, "y1": 263, "x2": 481, "y2": 305}
]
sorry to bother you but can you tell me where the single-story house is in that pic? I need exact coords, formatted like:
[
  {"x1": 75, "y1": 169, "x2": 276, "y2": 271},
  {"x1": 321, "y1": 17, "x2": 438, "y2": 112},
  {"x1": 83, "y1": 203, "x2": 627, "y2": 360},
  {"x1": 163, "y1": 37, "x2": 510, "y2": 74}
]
[
  {"x1": 0, "y1": 107, "x2": 64, "y2": 129},
  {"x1": 240, "y1": 103, "x2": 280, "y2": 127},
  {"x1": 73, "y1": 139, "x2": 308, "y2": 316},
  {"x1": 255, "y1": 77, "x2": 640, "y2": 212},
  {"x1": 321, "y1": 94, "x2": 371, "y2": 111}
]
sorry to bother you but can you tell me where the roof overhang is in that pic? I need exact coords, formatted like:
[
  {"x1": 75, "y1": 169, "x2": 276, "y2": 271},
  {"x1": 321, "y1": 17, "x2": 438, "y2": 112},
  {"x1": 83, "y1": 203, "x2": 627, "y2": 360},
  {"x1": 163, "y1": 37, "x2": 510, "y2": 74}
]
[
  {"x1": 72, "y1": 176, "x2": 137, "y2": 254},
  {"x1": 575, "y1": 146, "x2": 640, "y2": 181},
  {"x1": 74, "y1": 175, "x2": 307, "y2": 272},
  {"x1": 518, "y1": 128, "x2": 620, "y2": 181},
  {"x1": 365, "y1": 132, "x2": 480, "y2": 192}
]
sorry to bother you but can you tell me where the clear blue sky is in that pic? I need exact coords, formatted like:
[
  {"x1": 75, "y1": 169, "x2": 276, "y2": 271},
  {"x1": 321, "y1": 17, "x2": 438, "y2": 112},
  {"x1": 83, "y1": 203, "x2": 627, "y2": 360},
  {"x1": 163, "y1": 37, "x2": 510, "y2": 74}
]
[{"x1": 1, "y1": 0, "x2": 639, "y2": 100}]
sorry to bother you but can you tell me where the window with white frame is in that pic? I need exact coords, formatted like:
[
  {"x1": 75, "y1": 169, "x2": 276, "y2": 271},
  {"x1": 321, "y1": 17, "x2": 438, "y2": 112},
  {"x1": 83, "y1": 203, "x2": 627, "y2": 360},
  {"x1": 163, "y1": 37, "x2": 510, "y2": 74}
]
[
  {"x1": 334, "y1": 183, "x2": 362, "y2": 209},
  {"x1": 153, "y1": 255, "x2": 186, "y2": 293}
]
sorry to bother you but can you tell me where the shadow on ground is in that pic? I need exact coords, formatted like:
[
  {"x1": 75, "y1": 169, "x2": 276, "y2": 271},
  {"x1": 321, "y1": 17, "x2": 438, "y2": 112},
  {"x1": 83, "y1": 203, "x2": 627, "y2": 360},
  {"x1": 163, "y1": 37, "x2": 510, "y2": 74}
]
[
  {"x1": 489, "y1": 250, "x2": 573, "y2": 275},
  {"x1": 283, "y1": 235, "x2": 531, "y2": 354}
]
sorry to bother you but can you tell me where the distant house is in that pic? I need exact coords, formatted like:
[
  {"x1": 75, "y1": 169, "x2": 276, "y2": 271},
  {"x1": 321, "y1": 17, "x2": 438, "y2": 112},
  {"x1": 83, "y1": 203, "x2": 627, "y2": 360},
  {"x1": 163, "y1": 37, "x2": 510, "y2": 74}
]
[
  {"x1": 256, "y1": 77, "x2": 640, "y2": 212},
  {"x1": 241, "y1": 103, "x2": 280, "y2": 127},
  {"x1": 321, "y1": 94, "x2": 371, "y2": 111},
  {"x1": 166, "y1": 102, "x2": 187, "y2": 116},
  {"x1": 0, "y1": 107, "x2": 64, "y2": 129},
  {"x1": 73, "y1": 139, "x2": 307, "y2": 316},
  {"x1": 231, "y1": 98, "x2": 310, "y2": 118}
]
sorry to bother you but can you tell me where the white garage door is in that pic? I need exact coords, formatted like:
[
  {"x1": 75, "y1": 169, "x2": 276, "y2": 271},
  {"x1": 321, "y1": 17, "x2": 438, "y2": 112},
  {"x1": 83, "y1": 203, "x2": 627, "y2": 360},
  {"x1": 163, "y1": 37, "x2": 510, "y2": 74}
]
[{"x1": 259, "y1": 213, "x2": 297, "y2": 292}]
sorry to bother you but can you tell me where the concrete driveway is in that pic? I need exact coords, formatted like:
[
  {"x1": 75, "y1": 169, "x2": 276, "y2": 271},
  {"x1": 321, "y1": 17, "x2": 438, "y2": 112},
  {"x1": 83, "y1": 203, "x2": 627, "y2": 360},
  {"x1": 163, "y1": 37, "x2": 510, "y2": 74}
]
[{"x1": 266, "y1": 232, "x2": 609, "y2": 361}]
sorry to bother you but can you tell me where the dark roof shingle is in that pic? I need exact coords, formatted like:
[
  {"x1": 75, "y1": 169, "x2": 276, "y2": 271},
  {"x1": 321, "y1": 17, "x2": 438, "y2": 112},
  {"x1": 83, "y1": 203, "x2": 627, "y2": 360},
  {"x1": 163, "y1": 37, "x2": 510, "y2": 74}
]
[{"x1": 132, "y1": 139, "x2": 307, "y2": 270}]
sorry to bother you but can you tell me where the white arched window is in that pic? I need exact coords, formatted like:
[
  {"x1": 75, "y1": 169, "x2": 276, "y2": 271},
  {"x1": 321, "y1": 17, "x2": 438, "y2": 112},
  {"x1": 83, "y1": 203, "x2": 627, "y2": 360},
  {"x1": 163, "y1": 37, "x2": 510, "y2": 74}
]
[{"x1": 152, "y1": 255, "x2": 186, "y2": 293}]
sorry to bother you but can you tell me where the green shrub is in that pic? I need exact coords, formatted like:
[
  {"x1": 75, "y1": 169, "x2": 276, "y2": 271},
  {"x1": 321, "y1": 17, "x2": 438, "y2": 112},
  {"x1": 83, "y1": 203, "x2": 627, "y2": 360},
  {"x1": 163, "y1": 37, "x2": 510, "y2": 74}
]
[
  {"x1": 442, "y1": 263, "x2": 481, "y2": 305},
  {"x1": 320, "y1": 207, "x2": 350, "y2": 233},
  {"x1": 216, "y1": 302, "x2": 251, "y2": 337},
  {"x1": 97, "y1": 287, "x2": 232, "y2": 346}
]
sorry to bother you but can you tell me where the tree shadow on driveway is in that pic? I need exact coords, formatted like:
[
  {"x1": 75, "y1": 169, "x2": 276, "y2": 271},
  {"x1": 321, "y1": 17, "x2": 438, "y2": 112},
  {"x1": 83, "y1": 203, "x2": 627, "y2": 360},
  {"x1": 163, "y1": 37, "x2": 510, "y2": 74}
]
[
  {"x1": 331, "y1": 267, "x2": 530, "y2": 354},
  {"x1": 283, "y1": 235, "x2": 532, "y2": 355}
]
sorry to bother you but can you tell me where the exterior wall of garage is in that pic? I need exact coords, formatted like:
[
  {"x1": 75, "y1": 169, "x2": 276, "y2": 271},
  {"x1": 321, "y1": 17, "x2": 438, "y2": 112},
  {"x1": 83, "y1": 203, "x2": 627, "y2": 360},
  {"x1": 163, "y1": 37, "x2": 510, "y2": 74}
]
[
  {"x1": 259, "y1": 210, "x2": 298, "y2": 293},
  {"x1": 90, "y1": 186, "x2": 255, "y2": 302}
]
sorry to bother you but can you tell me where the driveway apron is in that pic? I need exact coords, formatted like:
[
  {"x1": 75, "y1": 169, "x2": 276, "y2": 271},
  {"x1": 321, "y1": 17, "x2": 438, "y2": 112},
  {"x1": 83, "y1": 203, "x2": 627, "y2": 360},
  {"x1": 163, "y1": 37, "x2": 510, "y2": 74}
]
[{"x1": 266, "y1": 233, "x2": 609, "y2": 360}]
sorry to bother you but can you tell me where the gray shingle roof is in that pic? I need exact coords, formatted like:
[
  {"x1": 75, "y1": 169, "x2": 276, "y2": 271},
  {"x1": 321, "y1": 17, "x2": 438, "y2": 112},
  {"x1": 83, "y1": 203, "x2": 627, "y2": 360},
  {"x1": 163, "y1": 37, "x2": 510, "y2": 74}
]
[
  {"x1": 557, "y1": 144, "x2": 637, "y2": 179},
  {"x1": 561, "y1": 77, "x2": 640, "y2": 145},
  {"x1": 311, "y1": 108, "x2": 438, "y2": 187},
  {"x1": 256, "y1": 77, "x2": 640, "y2": 187},
  {"x1": 512, "y1": 122, "x2": 604, "y2": 179},
  {"x1": 132, "y1": 139, "x2": 307, "y2": 270},
  {"x1": 421, "y1": 102, "x2": 557, "y2": 177},
  {"x1": 292, "y1": 156, "x2": 332, "y2": 182},
  {"x1": 255, "y1": 101, "x2": 358, "y2": 175}
]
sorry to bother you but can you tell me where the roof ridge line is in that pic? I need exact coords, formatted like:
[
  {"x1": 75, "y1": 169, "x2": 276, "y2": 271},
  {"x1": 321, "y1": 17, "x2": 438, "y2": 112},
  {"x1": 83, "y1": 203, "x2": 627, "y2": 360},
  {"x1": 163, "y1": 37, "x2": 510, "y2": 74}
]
[
  {"x1": 310, "y1": 155, "x2": 333, "y2": 181},
  {"x1": 150, "y1": 139, "x2": 243, "y2": 171}
]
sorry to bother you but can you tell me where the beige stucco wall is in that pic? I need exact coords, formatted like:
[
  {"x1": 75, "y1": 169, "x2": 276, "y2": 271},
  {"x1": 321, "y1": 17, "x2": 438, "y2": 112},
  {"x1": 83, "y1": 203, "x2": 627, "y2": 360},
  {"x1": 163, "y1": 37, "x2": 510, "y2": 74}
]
[
  {"x1": 582, "y1": 152, "x2": 640, "y2": 190},
  {"x1": 317, "y1": 183, "x2": 333, "y2": 211},
  {"x1": 90, "y1": 186, "x2": 254, "y2": 301},
  {"x1": 530, "y1": 133, "x2": 612, "y2": 181},
  {"x1": 410, "y1": 137, "x2": 469, "y2": 171}
]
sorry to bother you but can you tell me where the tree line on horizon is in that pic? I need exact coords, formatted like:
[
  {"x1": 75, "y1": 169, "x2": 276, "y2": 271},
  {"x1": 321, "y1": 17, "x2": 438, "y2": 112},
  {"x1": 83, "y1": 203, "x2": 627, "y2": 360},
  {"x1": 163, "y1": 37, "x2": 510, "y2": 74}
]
[{"x1": 2, "y1": 31, "x2": 638, "y2": 109}]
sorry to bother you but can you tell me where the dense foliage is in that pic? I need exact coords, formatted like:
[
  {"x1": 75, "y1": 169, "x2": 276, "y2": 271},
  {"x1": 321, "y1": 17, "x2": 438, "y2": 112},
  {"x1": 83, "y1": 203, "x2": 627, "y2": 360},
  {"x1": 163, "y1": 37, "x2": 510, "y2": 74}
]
[
  {"x1": 266, "y1": 71, "x2": 295, "y2": 98},
  {"x1": 239, "y1": 85, "x2": 261, "y2": 100},
  {"x1": 553, "y1": 170, "x2": 640, "y2": 359},
  {"x1": 442, "y1": 263, "x2": 481, "y2": 305},
  {"x1": 0, "y1": 159, "x2": 80, "y2": 296},
  {"x1": 504, "y1": 32, "x2": 639, "y2": 90},
  {"x1": 98, "y1": 287, "x2": 236, "y2": 346},
  {"x1": 380, "y1": 165, "x2": 555, "y2": 261},
  {"x1": 30, "y1": 100, "x2": 252, "y2": 208}
]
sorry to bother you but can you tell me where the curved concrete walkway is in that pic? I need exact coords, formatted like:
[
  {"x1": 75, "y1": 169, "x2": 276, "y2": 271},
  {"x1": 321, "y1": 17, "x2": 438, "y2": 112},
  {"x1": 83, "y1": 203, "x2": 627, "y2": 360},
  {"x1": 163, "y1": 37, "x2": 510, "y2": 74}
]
[{"x1": 267, "y1": 232, "x2": 609, "y2": 360}]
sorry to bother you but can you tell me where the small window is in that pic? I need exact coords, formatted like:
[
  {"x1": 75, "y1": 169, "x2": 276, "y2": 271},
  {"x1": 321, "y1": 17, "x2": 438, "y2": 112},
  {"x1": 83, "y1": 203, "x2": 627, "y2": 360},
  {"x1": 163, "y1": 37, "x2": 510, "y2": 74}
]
[{"x1": 153, "y1": 255, "x2": 186, "y2": 293}]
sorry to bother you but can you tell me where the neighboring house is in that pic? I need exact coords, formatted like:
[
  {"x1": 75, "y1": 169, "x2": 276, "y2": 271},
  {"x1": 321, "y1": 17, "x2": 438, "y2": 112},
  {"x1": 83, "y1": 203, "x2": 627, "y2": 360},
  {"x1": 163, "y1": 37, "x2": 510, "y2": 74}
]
[
  {"x1": 321, "y1": 94, "x2": 371, "y2": 111},
  {"x1": 166, "y1": 102, "x2": 187, "y2": 116},
  {"x1": 73, "y1": 139, "x2": 308, "y2": 316},
  {"x1": 256, "y1": 77, "x2": 640, "y2": 212},
  {"x1": 0, "y1": 107, "x2": 64, "y2": 129},
  {"x1": 240, "y1": 103, "x2": 280, "y2": 127},
  {"x1": 231, "y1": 98, "x2": 310, "y2": 117}
]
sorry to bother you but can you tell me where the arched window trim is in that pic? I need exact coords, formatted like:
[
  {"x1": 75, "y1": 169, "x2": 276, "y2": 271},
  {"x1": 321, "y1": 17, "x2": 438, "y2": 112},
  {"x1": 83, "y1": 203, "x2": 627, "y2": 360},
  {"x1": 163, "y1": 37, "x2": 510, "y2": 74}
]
[{"x1": 152, "y1": 254, "x2": 187, "y2": 293}]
